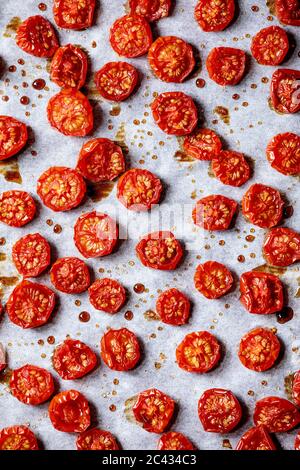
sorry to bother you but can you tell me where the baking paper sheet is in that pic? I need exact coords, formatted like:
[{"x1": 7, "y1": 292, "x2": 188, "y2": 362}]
[{"x1": 0, "y1": 0, "x2": 299, "y2": 450}]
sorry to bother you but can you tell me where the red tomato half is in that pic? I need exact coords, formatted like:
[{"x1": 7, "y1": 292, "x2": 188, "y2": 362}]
[
  {"x1": 136, "y1": 231, "x2": 183, "y2": 270},
  {"x1": 254, "y1": 396, "x2": 300, "y2": 433},
  {"x1": 53, "y1": 339, "x2": 97, "y2": 380},
  {"x1": 240, "y1": 271, "x2": 284, "y2": 315},
  {"x1": 152, "y1": 92, "x2": 198, "y2": 136},
  {"x1": 176, "y1": 331, "x2": 221, "y2": 373},
  {"x1": 263, "y1": 227, "x2": 300, "y2": 267},
  {"x1": 206, "y1": 47, "x2": 246, "y2": 86},
  {"x1": 49, "y1": 390, "x2": 90, "y2": 433},
  {"x1": 117, "y1": 168, "x2": 162, "y2": 211},
  {"x1": 0, "y1": 190, "x2": 36, "y2": 227},
  {"x1": 292, "y1": 371, "x2": 300, "y2": 406},
  {"x1": 53, "y1": 0, "x2": 95, "y2": 30},
  {"x1": 77, "y1": 429, "x2": 120, "y2": 450},
  {"x1": 6, "y1": 281, "x2": 55, "y2": 329},
  {"x1": 110, "y1": 15, "x2": 153, "y2": 58},
  {"x1": 242, "y1": 183, "x2": 284, "y2": 228},
  {"x1": 238, "y1": 327, "x2": 280, "y2": 372},
  {"x1": 236, "y1": 425, "x2": 276, "y2": 450},
  {"x1": 12, "y1": 233, "x2": 51, "y2": 278},
  {"x1": 50, "y1": 44, "x2": 88, "y2": 89},
  {"x1": 16, "y1": 15, "x2": 59, "y2": 58},
  {"x1": 212, "y1": 150, "x2": 250, "y2": 187},
  {"x1": 251, "y1": 26, "x2": 289, "y2": 66},
  {"x1": 95, "y1": 62, "x2": 138, "y2": 102},
  {"x1": 271, "y1": 69, "x2": 300, "y2": 114},
  {"x1": 193, "y1": 195, "x2": 238, "y2": 231},
  {"x1": 50, "y1": 257, "x2": 90, "y2": 294},
  {"x1": 0, "y1": 426, "x2": 38, "y2": 450},
  {"x1": 129, "y1": 0, "x2": 171, "y2": 22},
  {"x1": 266, "y1": 132, "x2": 300, "y2": 176},
  {"x1": 156, "y1": 288, "x2": 190, "y2": 326},
  {"x1": 37, "y1": 167, "x2": 86, "y2": 212},
  {"x1": 295, "y1": 432, "x2": 300, "y2": 450},
  {"x1": 195, "y1": 0, "x2": 235, "y2": 32},
  {"x1": 148, "y1": 36, "x2": 195, "y2": 83},
  {"x1": 198, "y1": 389, "x2": 242, "y2": 433},
  {"x1": 183, "y1": 128, "x2": 222, "y2": 161},
  {"x1": 194, "y1": 261, "x2": 233, "y2": 299},
  {"x1": 0, "y1": 116, "x2": 28, "y2": 161},
  {"x1": 10, "y1": 364, "x2": 54, "y2": 405},
  {"x1": 100, "y1": 328, "x2": 141, "y2": 371},
  {"x1": 74, "y1": 212, "x2": 118, "y2": 259},
  {"x1": 275, "y1": 0, "x2": 300, "y2": 26},
  {"x1": 132, "y1": 389, "x2": 175, "y2": 433},
  {"x1": 89, "y1": 278, "x2": 126, "y2": 313},
  {"x1": 47, "y1": 89, "x2": 93, "y2": 137},
  {"x1": 158, "y1": 432, "x2": 194, "y2": 450}
]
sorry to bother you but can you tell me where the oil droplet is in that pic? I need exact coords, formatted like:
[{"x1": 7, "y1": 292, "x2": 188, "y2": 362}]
[
  {"x1": 37, "y1": 339, "x2": 44, "y2": 346},
  {"x1": 0, "y1": 253, "x2": 6, "y2": 261},
  {"x1": 144, "y1": 310, "x2": 160, "y2": 321},
  {"x1": 283, "y1": 206, "x2": 294, "y2": 219},
  {"x1": 109, "y1": 104, "x2": 121, "y2": 116},
  {"x1": 261, "y1": 380, "x2": 268, "y2": 386},
  {"x1": 214, "y1": 106, "x2": 230, "y2": 125},
  {"x1": 79, "y1": 311, "x2": 90, "y2": 323},
  {"x1": 251, "y1": 84, "x2": 257, "y2": 89},
  {"x1": 109, "y1": 404, "x2": 116, "y2": 412},
  {"x1": 134, "y1": 283, "x2": 145, "y2": 294},
  {"x1": 248, "y1": 390, "x2": 255, "y2": 396},
  {"x1": 47, "y1": 336, "x2": 55, "y2": 345},
  {"x1": 251, "y1": 5, "x2": 259, "y2": 12},
  {"x1": 250, "y1": 253, "x2": 256, "y2": 259},
  {"x1": 20, "y1": 96, "x2": 29, "y2": 105},
  {"x1": 41, "y1": 353, "x2": 46, "y2": 359},
  {"x1": 2, "y1": 96, "x2": 9, "y2": 102},
  {"x1": 196, "y1": 78, "x2": 206, "y2": 88},
  {"x1": 21, "y1": 70, "x2": 26, "y2": 77},
  {"x1": 32, "y1": 79, "x2": 46, "y2": 90},
  {"x1": 22, "y1": 82, "x2": 28, "y2": 88},
  {"x1": 124, "y1": 310, "x2": 133, "y2": 321},
  {"x1": 232, "y1": 93, "x2": 240, "y2": 100},
  {"x1": 276, "y1": 307, "x2": 294, "y2": 324},
  {"x1": 17, "y1": 58, "x2": 25, "y2": 65},
  {"x1": 46, "y1": 219, "x2": 53, "y2": 226},
  {"x1": 261, "y1": 77, "x2": 269, "y2": 84},
  {"x1": 242, "y1": 101, "x2": 249, "y2": 107},
  {"x1": 113, "y1": 378, "x2": 119, "y2": 385},
  {"x1": 246, "y1": 235, "x2": 255, "y2": 242},
  {"x1": 237, "y1": 255, "x2": 245, "y2": 263},
  {"x1": 31, "y1": 150, "x2": 37, "y2": 156},
  {"x1": 8, "y1": 65, "x2": 16, "y2": 72},
  {"x1": 53, "y1": 224, "x2": 62, "y2": 234},
  {"x1": 219, "y1": 240, "x2": 225, "y2": 246},
  {"x1": 38, "y1": 2, "x2": 47, "y2": 11},
  {"x1": 75, "y1": 300, "x2": 81, "y2": 307},
  {"x1": 267, "y1": 15, "x2": 274, "y2": 21},
  {"x1": 91, "y1": 41, "x2": 97, "y2": 48},
  {"x1": 155, "y1": 362, "x2": 161, "y2": 369},
  {"x1": 0, "y1": 238, "x2": 6, "y2": 246}
]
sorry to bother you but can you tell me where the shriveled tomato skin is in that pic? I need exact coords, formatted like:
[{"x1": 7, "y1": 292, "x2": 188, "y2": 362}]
[
  {"x1": 194, "y1": 261, "x2": 233, "y2": 299},
  {"x1": 254, "y1": 396, "x2": 300, "y2": 433},
  {"x1": 158, "y1": 432, "x2": 194, "y2": 450},
  {"x1": 52, "y1": 339, "x2": 97, "y2": 380},
  {"x1": 136, "y1": 231, "x2": 183, "y2": 270},
  {"x1": 242, "y1": 184, "x2": 284, "y2": 228},
  {"x1": 0, "y1": 116, "x2": 28, "y2": 161},
  {"x1": 183, "y1": 128, "x2": 222, "y2": 161},
  {"x1": 251, "y1": 26, "x2": 289, "y2": 66},
  {"x1": 117, "y1": 168, "x2": 163, "y2": 211},
  {"x1": 198, "y1": 388, "x2": 242, "y2": 433},
  {"x1": 94, "y1": 62, "x2": 139, "y2": 102},
  {"x1": 53, "y1": 0, "x2": 96, "y2": 30},
  {"x1": 240, "y1": 271, "x2": 284, "y2": 315},
  {"x1": 275, "y1": 0, "x2": 300, "y2": 26},
  {"x1": 236, "y1": 425, "x2": 277, "y2": 450},
  {"x1": 212, "y1": 150, "x2": 251, "y2": 187},
  {"x1": 238, "y1": 327, "x2": 280, "y2": 372},
  {"x1": 195, "y1": 0, "x2": 235, "y2": 32},
  {"x1": 271, "y1": 69, "x2": 300, "y2": 114},
  {"x1": 0, "y1": 190, "x2": 36, "y2": 227},
  {"x1": 193, "y1": 195, "x2": 238, "y2": 231},
  {"x1": 292, "y1": 371, "x2": 300, "y2": 406},
  {"x1": 176, "y1": 331, "x2": 221, "y2": 373},
  {"x1": 88, "y1": 278, "x2": 126, "y2": 313},
  {"x1": 50, "y1": 44, "x2": 88, "y2": 89},
  {"x1": 110, "y1": 15, "x2": 153, "y2": 58},
  {"x1": 156, "y1": 288, "x2": 190, "y2": 325},
  {"x1": 152, "y1": 92, "x2": 198, "y2": 136},
  {"x1": 16, "y1": 15, "x2": 59, "y2": 58},
  {"x1": 49, "y1": 390, "x2": 91, "y2": 433},
  {"x1": 0, "y1": 426, "x2": 39, "y2": 450},
  {"x1": 10, "y1": 364, "x2": 54, "y2": 405},
  {"x1": 266, "y1": 133, "x2": 300, "y2": 176},
  {"x1": 50, "y1": 257, "x2": 90, "y2": 294},
  {"x1": 100, "y1": 328, "x2": 141, "y2": 371},
  {"x1": 206, "y1": 47, "x2": 246, "y2": 86},
  {"x1": 77, "y1": 428, "x2": 120, "y2": 450},
  {"x1": 12, "y1": 233, "x2": 51, "y2": 278},
  {"x1": 295, "y1": 432, "x2": 300, "y2": 450},
  {"x1": 129, "y1": 0, "x2": 172, "y2": 22},
  {"x1": 263, "y1": 227, "x2": 300, "y2": 267},
  {"x1": 132, "y1": 388, "x2": 175, "y2": 434}
]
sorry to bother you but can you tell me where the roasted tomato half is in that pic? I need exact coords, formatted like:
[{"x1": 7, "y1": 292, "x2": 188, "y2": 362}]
[
  {"x1": 136, "y1": 231, "x2": 183, "y2": 270},
  {"x1": 77, "y1": 429, "x2": 120, "y2": 450},
  {"x1": 12, "y1": 233, "x2": 51, "y2": 278},
  {"x1": 6, "y1": 280, "x2": 56, "y2": 329},
  {"x1": 10, "y1": 364, "x2": 54, "y2": 405},
  {"x1": 0, "y1": 190, "x2": 36, "y2": 227},
  {"x1": 148, "y1": 36, "x2": 195, "y2": 83},
  {"x1": 263, "y1": 227, "x2": 300, "y2": 267},
  {"x1": 129, "y1": 0, "x2": 172, "y2": 22},
  {"x1": 251, "y1": 26, "x2": 289, "y2": 66},
  {"x1": 152, "y1": 92, "x2": 198, "y2": 136},
  {"x1": 16, "y1": 15, "x2": 59, "y2": 58},
  {"x1": 132, "y1": 388, "x2": 175, "y2": 434},
  {"x1": 275, "y1": 0, "x2": 300, "y2": 26},
  {"x1": 100, "y1": 328, "x2": 141, "y2": 371},
  {"x1": 50, "y1": 257, "x2": 90, "y2": 294},
  {"x1": 53, "y1": 0, "x2": 95, "y2": 30},
  {"x1": 195, "y1": 0, "x2": 235, "y2": 32},
  {"x1": 193, "y1": 195, "x2": 238, "y2": 231},
  {"x1": 50, "y1": 44, "x2": 88, "y2": 89},
  {"x1": 194, "y1": 261, "x2": 233, "y2": 299},
  {"x1": 48, "y1": 390, "x2": 91, "y2": 433},
  {"x1": 266, "y1": 132, "x2": 300, "y2": 176},
  {"x1": 95, "y1": 62, "x2": 139, "y2": 102},
  {"x1": 52, "y1": 339, "x2": 97, "y2": 380},
  {"x1": 74, "y1": 211, "x2": 118, "y2": 258},
  {"x1": 47, "y1": 89, "x2": 93, "y2": 137},
  {"x1": 240, "y1": 271, "x2": 284, "y2": 315},
  {"x1": 117, "y1": 168, "x2": 162, "y2": 211},
  {"x1": 295, "y1": 432, "x2": 300, "y2": 450},
  {"x1": 176, "y1": 331, "x2": 221, "y2": 373},
  {"x1": 158, "y1": 432, "x2": 194, "y2": 450},
  {"x1": 292, "y1": 371, "x2": 300, "y2": 406},
  {"x1": 212, "y1": 150, "x2": 251, "y2": 187},
  {"x1": 236, "y1": 425, "x2": 276, "y2": 451},
  {"x1": 110, "y1": 14, "x2": 153, "y2": 58},
  {"x1": 156, "y1": 288, "x2": 190, "y2": 326},
  {"x1": 0, "y1": 116, "x2": 28, "y2": 161},
  {"x1": 270, "y1": 69, "x2": 300, "y2": 114},
  {"x1": 198, "y1": 388, "x2": 242, "y2": 433},
  {"x1": 254, "y1": 396, "x2": 300, "y2": 433},
  {"x1": 183, "y1": 128, "x2": 222, "y2": 161},
  {"x1": 238, "y1": 327, "x2": 280, "y2": 372},
  {"x1": 0, "y1": 426, "x2": 39, "y2": 450},
  {"x1": 88, "y1": 278, "x2": 126, "y2": 313},
  {"x1": 242, "y1": 183, "x2": 284, "y2": 228},
  {"x1": 206, "y1": 47, "x2": 246, "y2": 86}
]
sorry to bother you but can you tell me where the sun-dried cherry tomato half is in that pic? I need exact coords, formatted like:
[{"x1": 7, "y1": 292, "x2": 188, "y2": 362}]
[
  {"x1": 240, "y1": 271, "x2": 284, "y2": 315},
  {"x1": 156, "y1": 288, "x2": 190, "y2": 325},
  {"x1": 50, "y1": 257, "x2": 90, "y2": 294},
  {"x1": 0, "y1": 190, "x2": 36, "y2": 227},
  {"x1": 236, "y1": 425, "x2": 277, "y2": 450},
  {"x1": 110, "y1": 14, "x2": 153, "y2": 58},
  {"x1": 158, "y1": 432, "x2": 194, "y2": 450},
  {"x1": 275, "y1": 0, "x2": 300, "y2": 26},
  {"x1": 266, "y1": 132, "x2": 300, "y2": 176},
  {"x1": 10, "y1": 364, "x2": 54, "y2": 405},
  {"x1": 0, "y1": 426, "x2": 39, "y2": 450},
  {"x1": 94, "y1": 62, "x2": 139, "y2": 102},
  {"x1": 198, "y1": 388, "x2": 242, "y2": 433},
  {"x1": 195, "y1": 0, "x2": 235, "y2": 32},
  {"x1": 53, "y1": 0, "x2": 95, "y2": 30},
  {"x1": 206, "y1": 47, "x2": 246, "y2": 86},
  {"x1": 100, "y1": 328, "x2": 141, "y2": 371},
  {"x1": 254, "y1": 396, "x2": 300, "y2": 433},
  {"x1": 183, "y1": 128, "x2": 222, "y2": 161},
  {"x1": 117, "y1": 168, "x2": 162, "y2": 211},
  {"x1": 292, "y1": 371, "x2": 300, "y2": 406},
  {"x1": 49, "y1": 390, "x2": 91, "y2": 433},
  {"x1": 129, "y1": 0, "x2": 172, "y2": 22},
  {"x1": 295, "y1": 432, "x2": 300, "y2": 450},
  {"x1": 12, "y1": 233, "x2": 51, "y2": 278},
  {"x1": 242, "y1": 183, "x2": 284, "y2": 228},
  {"x1": 193, "y1": 195, "x2": 238, "y2": 231},
  {"x1": 212, "y1": 150, "x2": 251, "y2": 187},
  {"x1": 0, "y1": 116, "x2": 28, "y2": 161},
  {"x1": 176, "y1": 331, "x2": 221, "y2": 373},
  {"x1": 50, "y1": 44, "x2": 88, "y2": 89},
  {"x1": 263, "y1": 227, "x2": 300, "y2": 267},
  {"x1": 194, "y1": 261, "x2": 233, "y2": 299},
  {"x1": 132, "y1": 388, "x2": 175, "y2": 434},
  {"x1": 239, "y1": 327, "x2": 281, "y2": 372},
  {"x1": 16, "y1": 15, "x2": 59, "y2": 58},
  {"x1": 270, "y1": 69, "x2": 300, "y2": 114},
  {"x1": 251, "y1": 26, "x2": 289, "y2": 66},
  {"x1": 136, "y1": 231, "x2": 183, "y2": 270},
  {"x1": 77, "y1": 429, "x2": 120, "y2": 450},
  {"x1": 89, "y1": 278, "x2": 126, "y2": 314},
  {"x1": 52, "y1": 339, "x2": 97, "y2": 380}
]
